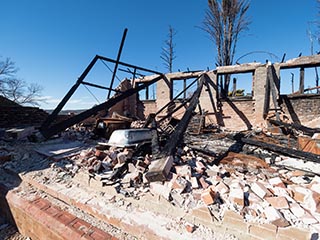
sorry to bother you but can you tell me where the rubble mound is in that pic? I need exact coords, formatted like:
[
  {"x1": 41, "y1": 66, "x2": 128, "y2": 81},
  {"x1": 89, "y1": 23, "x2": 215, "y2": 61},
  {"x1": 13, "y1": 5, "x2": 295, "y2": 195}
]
[{"x1": 0, "y1": 96, "x2": 48, "y2": 128}]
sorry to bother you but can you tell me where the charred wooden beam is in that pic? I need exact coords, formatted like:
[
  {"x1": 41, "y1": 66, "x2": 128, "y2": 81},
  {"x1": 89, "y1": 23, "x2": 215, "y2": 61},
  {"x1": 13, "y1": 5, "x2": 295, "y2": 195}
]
[
  {"x1": 40, "y1": 55, "x2": 99, "y2": 130},
  {"x1": 107, "y1": 28, "x2": 127, "y2": 99},
  {"x1": 143, "y1": 113, "x2": 156, "y2": 128},
  {"x1": 157, "y1": 98, "x2": 191, "y2": 124},
  {"x1": 279, "y1": 55, "x2": 320, "y2": 69},
  {"x1": 82, "y1": 81, "x2": 122, "y2": 93},
  {"x1": 299, "y1": 67, "x2": 305, "y2": 94},
  {"x1": 40, "y1": 75, "x2": 163, "y2": 139},
  {"x1": 216, "y1": 63, "x2": 260, "y2": 74},
  {"x1": 279, "y1": 95, "x2": 301, "y2": 124},
  {"x1": 269, "y1": 119, "x2": 320, "y2": 136},
  {"x1": 183, "y1": 79, "x2": 187, "y2": 99},
  {"x1": 189, "y1": 146, "x2": 217, "y2": 158},
  {"x1": 40, "y1": 52, "x2": 163, "y2": 136},
  {"x1": 160, "y1": 75, "x2": 204, "y2": 156},
  {"x1": 145, "y1": 74, "x2": 205, "y2": 182},
  {"x1": 155, "y1": 76, "x2": 200, "y2": 116},
  {"x1": 97, "y1": 55, "x2": 162, "y2": 75},
  {"x1": 242, "y1": 137, "x2": 320, "y2": 163},
  {"x1": 304, "y1": 85, "x2": 320, "y2": 92},
  {"x1": 118, "y1": 68, "x2": 144, "y2": 78}
]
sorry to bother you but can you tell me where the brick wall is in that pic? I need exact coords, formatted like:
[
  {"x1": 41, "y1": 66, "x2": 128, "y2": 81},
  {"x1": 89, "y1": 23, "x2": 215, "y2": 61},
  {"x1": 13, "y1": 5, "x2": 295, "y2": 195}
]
[
  {"x1": 139, "y1": 64, "x2": 320, "y2": 130},
  {"x1": 214, "y1": 98, "x2": 255, "y2": 131},
  {"x1": 141, "y1": 100, "x2": 157, "y2": 118},
  {"x1": 0, "y1": 184, "x2": 117, "y2": 240},
  {"x1": 109, "y1": 79, "x2": 138, "y2": 118},
  {"x1": 280, "y1": 94, "x2": 320, "y2": 126}
]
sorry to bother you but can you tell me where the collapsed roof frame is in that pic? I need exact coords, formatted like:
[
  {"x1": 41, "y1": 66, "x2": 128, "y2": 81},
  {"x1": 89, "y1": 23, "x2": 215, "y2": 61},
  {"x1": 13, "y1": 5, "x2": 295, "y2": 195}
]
[{"x1": 40, "y1": 49, "x2": 163, "y2": 139}]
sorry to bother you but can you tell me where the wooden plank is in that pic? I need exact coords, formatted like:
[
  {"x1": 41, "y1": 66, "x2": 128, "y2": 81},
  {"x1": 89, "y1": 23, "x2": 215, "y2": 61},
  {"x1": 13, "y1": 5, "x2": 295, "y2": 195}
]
[
  {"x1": 269, "y1": 119, "x2": 320, "y2": 136},
  {"x1": 145, "y1": 156, "x2": 174, "y2": 182},
  {"x1": 280, "y1": 54, "x2": 320, "y2": 69},
  {"x1": 216, "y1": 63, "x2": 261, "y2": 74},
  {"x1": 242, "y1": 137, "x2": 320, "y2": 163}
]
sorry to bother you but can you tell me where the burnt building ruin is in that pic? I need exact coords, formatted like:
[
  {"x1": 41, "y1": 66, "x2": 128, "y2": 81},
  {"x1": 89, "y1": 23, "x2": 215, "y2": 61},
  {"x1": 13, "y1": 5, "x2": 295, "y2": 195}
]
[{"x1": 0, "y1": 52, "x2": 320, "y2": 240}]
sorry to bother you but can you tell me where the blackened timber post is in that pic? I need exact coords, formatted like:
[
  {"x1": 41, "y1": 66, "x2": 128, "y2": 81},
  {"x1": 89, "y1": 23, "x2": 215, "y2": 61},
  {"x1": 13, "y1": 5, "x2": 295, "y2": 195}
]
[
  {"x1": 155, "y1": 76, "x2": 201, "y2": 116},
  {"x1": 232, "y1": 77, "x2": 237, "y2": 96},
  {"x1": 40, "y1": 55, "x2": 99, "y2": 130},
  {"x1": 107, "y1": 28, "x2": 128, "y2": 99},
  {"x1": 299, "y1": 67, "x2": 305, "y2": 94},
  {"x1": 131, "y1": 68, "x2": 137, "y2": 86},
  {"x1": 145, "y1": 85, "x2": 149, "y2": 100},
  {"x1": 161, "y1": 74, "x2": 205, "y2": 156},
  {"x1": 183, "y1": 79, "x2": 187, "y2": 99}
]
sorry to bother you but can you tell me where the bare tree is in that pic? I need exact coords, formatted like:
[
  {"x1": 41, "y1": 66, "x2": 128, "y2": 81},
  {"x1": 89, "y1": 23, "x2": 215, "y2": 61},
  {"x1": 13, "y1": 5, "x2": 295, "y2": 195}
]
[
  {"x1": 0, "y1": 57, "x2": 43, "y2": 106},
  {"x1": 202, "y1": 0, "x2": 250, "y2": 96},
  {"x1": 161, "y1": 25, "x2": 177, "y2": 73}
]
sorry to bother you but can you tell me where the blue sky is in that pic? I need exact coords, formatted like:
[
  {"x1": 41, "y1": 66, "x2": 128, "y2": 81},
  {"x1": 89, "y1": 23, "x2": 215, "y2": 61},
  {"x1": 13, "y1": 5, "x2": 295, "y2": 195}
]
[{"x1": 0, "y1": 0, "x2": 319, "y2": 109}]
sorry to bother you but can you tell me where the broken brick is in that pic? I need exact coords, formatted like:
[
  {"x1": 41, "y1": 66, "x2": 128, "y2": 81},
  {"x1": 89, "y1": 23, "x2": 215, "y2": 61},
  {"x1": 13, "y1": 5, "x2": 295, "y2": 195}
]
[
  {"x1": 149, "y1": 182, "x2": 171, "y2": 200},
  {"x1": 201, "y1": 188, "x2": 215, "y2": 205},
  {"x1": 213, "y1": 181, "x2": 229, "y2": 195},
  {"x1": 265, "y1": 196, "x2": 289, "y2": 209},
  {"x1": 135, "y1": 160, "x2": 148, "y2": 172},
  {"x1": 185, "y1": 223, "x2": 195, "y2": 233},
  {"x1": 95, "y1": 149, "x2": 107, "y2": 160},
  {"x1": 268, "y1": 177, "x2": 286, "y2": 188},
  {"x1": 289, "y1": 202, "x2": 305, "y2": 218},
  {"x1": 308, "y1": 176, "x2": 320, "y2": 194},
  {"x1": 198, "y1": 177, "x2": 210, "y2": 189},
  {"x1": 171, "y1": 176, "x2": 188, "y2": 193},
  {"x1": 303, "y1": 191, "x2": 320, "y2": 213},
  {"x1": 288, "y1": 185, "x2": 311, "y2": 203},
  {"x1": 206, "y1": 165, "x2": 220, "y2": 177},
  {"x1": 248, "y1": 192, "x2": 263, "y2": 205},
  {"x1": 277, "y1": 226, "x2": 312, "y2": 240},
  {"x1": 251, "y1": 182, "x2": 273, "y2": 199},
  {"x1": 190, "y1": 177, "x2": 199, "y2": 189},
  {"x1": 174, "y1": 165, "x2": 192, "y2": 177},
  {"x1": 300, "y1": 212, "x2": 318, "y2": 225},
  {"x1": 229, "y1": 187, "x2": 244, "y2": 206},
  {"x1": 170, "y1": 189, "x2": 185, "y2": 207},
  {"x1": 222, "y1": 210, "x2": 248, "y2": 233},
  {"x1": 264, "y1": 206, "x2": 290, "y2": 227}
]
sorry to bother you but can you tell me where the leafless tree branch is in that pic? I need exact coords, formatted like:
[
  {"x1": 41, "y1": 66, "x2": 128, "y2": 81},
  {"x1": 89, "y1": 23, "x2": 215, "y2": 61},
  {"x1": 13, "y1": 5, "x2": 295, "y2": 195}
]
[
  {"x1": 161, "y1": 25, "x2": 177, "y2": 73},
  {"x1": 202, "y1": 0, "x2": 250, "y2": 96},
  {"x1": 0, "y1": 56, "x2": 43, "y2": 106}
]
